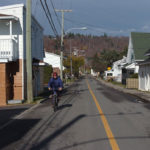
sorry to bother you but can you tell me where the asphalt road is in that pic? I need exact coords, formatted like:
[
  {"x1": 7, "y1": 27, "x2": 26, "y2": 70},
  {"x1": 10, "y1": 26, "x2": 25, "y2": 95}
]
[{"x1": 1, "y1": 76, "x2": 150, "y2": 150}]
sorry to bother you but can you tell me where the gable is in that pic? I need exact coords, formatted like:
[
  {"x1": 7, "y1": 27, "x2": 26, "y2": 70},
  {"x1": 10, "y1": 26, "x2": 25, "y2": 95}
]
[{"x1": 131, "y1": 32, "x2": 150, "y2": 61}]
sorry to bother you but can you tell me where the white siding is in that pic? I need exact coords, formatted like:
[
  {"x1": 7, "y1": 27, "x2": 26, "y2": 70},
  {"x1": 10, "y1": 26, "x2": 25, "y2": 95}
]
[
  {"x1": 0, "y1": 5, "x2": 24, "y2": 59},
  {"x1": 139, "y1": 64, "x2": 150, "y2": 91},
  {"x1": 44, "y1": 52, "x2": 61, "y2": 69},
  {"x1": 0, "y1": 4, "x2": 44, "y2": 61},
  {"x1": 127, "y1": 34, "x2": 134, "y2": 64}
]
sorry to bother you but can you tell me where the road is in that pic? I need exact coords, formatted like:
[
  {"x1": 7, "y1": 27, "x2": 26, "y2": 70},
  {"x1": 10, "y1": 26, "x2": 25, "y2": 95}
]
[{"x1": 0, "y1": 76, "x2": 150, "y2": 150}]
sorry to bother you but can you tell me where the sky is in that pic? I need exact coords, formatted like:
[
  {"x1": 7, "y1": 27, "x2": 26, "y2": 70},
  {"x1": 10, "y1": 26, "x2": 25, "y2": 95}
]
[{"x1": 0, "y1": 0, "x2": 150, "y2": 37}]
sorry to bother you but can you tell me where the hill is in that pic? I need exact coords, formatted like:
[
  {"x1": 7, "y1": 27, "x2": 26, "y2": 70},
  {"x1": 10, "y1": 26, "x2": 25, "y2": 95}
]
[{"x1": 44, "y1": 34, "x2": 129, "y2": 58}]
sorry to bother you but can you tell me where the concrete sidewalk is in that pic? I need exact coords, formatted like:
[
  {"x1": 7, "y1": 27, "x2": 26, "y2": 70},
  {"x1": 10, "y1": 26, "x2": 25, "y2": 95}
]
[
  {"x1": 0, "y1": 80, "x2": 76, "y2": 130},
  {"x1": 96, "y1": 78, "x2": 150, "y2": 102}
]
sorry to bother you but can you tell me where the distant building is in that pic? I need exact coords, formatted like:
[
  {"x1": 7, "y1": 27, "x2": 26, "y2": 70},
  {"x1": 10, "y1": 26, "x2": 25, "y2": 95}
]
[
  {"x1": 91, "y1": 69, "x2": 97, "y2": 77},
  {"x1": 43, "y1": 52, "x2": 65, "y2": 75},
  {"x1": 126, "y1": 32, "x2": 150, "y2": 70},
  {"x1": 122, "y1": 32, "x2": 150, "y2": 84},
  {"x1": 111, "y1": 56, "x2": 127, "y2": 82}
]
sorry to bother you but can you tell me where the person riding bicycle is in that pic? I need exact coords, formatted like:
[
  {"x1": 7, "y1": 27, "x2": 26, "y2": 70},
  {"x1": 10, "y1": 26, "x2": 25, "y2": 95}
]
[{"x1": 48, "y1": 72, "x2": 63, "y2": 105}]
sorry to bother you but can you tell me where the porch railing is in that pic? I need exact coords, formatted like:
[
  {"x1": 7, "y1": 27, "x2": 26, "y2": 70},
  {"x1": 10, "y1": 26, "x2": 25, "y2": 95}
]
[{"x1": 0, "y1": 39, "x2": 18, "y2": 62}]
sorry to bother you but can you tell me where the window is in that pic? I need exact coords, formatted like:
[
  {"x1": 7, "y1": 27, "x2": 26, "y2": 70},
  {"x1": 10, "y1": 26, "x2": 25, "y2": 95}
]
[{"x1": 107, "y1": 73, "x2": 113, "y2": 76}]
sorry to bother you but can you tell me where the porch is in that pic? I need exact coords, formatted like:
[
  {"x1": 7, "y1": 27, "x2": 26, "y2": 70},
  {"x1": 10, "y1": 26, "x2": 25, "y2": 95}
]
[
  {"x1": 0, "y1": 13, "x2": 19, "y2": 62},
  {"x1": 0, "y1": 38, "x2": 18, "y2": 62}
]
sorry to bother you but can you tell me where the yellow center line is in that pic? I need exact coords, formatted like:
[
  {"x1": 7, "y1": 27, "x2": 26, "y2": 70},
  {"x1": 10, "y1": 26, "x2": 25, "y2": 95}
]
[{"x1": 86, "y1": 80, "x2": 120, "y2": 150}]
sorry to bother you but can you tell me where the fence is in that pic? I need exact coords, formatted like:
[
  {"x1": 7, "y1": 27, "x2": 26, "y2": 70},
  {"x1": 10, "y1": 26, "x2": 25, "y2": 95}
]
[{"x1": 126, "y1": 78, "x2": 139, "y2": 89}]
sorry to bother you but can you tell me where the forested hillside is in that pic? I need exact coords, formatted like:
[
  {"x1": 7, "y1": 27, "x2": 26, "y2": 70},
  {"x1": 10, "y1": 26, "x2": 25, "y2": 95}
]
[{"x1": 44, "y1": 34, "x2": 129, "y2": 58}]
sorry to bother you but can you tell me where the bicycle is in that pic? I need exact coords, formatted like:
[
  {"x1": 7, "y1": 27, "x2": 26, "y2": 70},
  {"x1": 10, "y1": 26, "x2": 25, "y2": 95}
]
[{"x1": 52, "y1": 90, "x2": 58, "y2": 112}]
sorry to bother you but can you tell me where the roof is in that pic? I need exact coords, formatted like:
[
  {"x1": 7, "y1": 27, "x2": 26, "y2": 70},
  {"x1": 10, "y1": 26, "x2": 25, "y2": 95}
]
[
  {"x1": 144, "y1": 49, "x2": 150, "y2": 56},
  {"x1": 0, "y1": 4, "x2": 24, "y2": 10},
  {"x1": 131, "y1": 32, "x2": 150, "y2": 61},
  {"x1": 0, "y1": 14, "x2": 9, "y2": 16},
  {"x1": 139, "y1": 58, "x2": 150, "y2": 66},
  {"x1": 126, "y1": 63, "x2": 136, "y2": 69},
  {"x1": 0, "y1": 13, "x2": 18, "y2": 21},
  {"x1": 45, "y1": 52, "x2": 60, "y2": 58},
  {"x1": 0, "y1": 4, "x2": 43, "y2": 30}
]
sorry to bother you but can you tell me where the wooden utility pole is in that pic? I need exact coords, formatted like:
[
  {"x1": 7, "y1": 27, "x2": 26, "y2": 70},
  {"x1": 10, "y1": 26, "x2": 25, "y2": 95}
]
[
  {"x1": 26, "y1": 0, "x2": 33, "y2": 103},
  {"x1": 55, "y1": 9, "x2": 72, "y2": 80},
  {"x1": 70, "y1": 39, "x2": 73, "y2": 77}
]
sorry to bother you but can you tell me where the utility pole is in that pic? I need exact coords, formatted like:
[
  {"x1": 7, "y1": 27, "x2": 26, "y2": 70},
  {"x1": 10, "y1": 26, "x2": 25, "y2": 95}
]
[
  {"x1": 70, "y1": 39, "x2": 73, "y2": 77},
  {"x1": 55, "y1": 9, "x2": 72, "y2": 80},
  {"x1": 26, "y1": 0, "x2": 33, "y2": 103}
]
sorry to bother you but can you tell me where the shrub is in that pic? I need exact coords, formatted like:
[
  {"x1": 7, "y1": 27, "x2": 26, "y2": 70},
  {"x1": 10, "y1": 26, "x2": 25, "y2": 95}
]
[
  {"x1": 44, "y1": 65, "x2": 53, "y2": 84},
  {"x1": 129, "y1": 73, "x2": 138, "y2": 78}
]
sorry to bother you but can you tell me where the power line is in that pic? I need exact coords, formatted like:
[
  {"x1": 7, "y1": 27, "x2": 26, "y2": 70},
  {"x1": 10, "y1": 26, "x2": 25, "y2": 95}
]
[
  {"x1": 44, "y1": 0, "x2": 59, "y2": 36},
  {"x1": 64, "y1": 17, "x2": 98, "y2": 29},
  {"x1": 33, "y1": 0, "x2": 39, "y2": 15},
  {"x1": 40, "y1": 0, "x2": 58, "y2": 37},
  {"x1": 49, "y1": 0, "x2": 61, "y2": 29}
]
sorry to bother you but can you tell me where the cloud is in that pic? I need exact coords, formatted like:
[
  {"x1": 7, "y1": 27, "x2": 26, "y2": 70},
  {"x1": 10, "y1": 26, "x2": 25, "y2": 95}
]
[
  {"x1": 141, "y1": 24, "x2": 150, "y2": 31},
  {"x1": 89, "y1": 27, "x2": 137, "y2": 36}
]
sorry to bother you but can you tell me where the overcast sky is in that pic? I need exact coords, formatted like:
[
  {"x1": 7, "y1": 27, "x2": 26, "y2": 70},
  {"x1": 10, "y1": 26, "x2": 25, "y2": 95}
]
[{"x1": 0, "y1": 0, "x2": 150, "y2": 36}]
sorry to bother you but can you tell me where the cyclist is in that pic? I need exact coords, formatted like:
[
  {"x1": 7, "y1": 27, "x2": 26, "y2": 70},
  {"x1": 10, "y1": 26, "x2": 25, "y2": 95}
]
[{"x1": 48, "y1": 72, "x2": 63, "y2": 106}]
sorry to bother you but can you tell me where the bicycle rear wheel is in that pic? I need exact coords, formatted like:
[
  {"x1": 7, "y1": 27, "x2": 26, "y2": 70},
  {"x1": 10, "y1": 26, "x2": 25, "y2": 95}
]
[{"x1": 53, "y1": 95, "x2": 58, "y2": 112}]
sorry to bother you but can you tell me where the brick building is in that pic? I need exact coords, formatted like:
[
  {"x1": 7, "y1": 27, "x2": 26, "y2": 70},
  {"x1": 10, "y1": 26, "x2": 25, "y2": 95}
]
[{"x1": 0, "y1": 4, "x2": 44, "y2": 106}]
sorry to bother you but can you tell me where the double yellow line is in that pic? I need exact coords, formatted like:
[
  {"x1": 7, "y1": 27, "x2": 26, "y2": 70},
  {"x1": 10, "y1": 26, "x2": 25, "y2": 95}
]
[{"x1": 86, "y1": 80, "x2": 120, "y2": 150}]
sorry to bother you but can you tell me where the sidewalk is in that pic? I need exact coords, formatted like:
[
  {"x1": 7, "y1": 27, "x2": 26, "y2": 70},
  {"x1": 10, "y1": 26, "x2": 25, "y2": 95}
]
[
  {"x1": 96, "y1": 78, "x2": 150, "y2": 102},
  {"x1": 0, "y1": 80, "x2": 76, "y2": 130}
]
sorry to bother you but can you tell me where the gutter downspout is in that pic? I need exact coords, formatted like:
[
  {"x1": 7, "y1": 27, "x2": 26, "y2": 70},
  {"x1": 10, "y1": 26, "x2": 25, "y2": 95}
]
[
  {"x1": 10, "y1": 20, "x2": 13, "y2": 60},
  {"x1": 22, "y1": 7, "x2": 25, "y2": 100}
]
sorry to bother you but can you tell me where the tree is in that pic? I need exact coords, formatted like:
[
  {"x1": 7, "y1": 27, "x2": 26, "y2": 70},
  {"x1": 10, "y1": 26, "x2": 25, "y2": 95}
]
[
  {"x1": 91, "y1": 48, "x2": 127, "y2": 73},
  {"x1": 64, "y1": 56, "x2": 85, "y2": 78},
  {"x1": 91, "y1": 53, "x2": 107, "y2": 73}
]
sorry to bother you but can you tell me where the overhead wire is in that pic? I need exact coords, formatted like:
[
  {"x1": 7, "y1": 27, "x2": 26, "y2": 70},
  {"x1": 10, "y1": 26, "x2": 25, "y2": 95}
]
[
  {"x1": 49, "y1": 0, "x2": 61, "y2": 29},
  {"x1": 33, "y1": 0, "x2": 39, "y2": 16},
  {"x1": 44, "y1": 0, "x2": 59, "y2": 36},
  {"x1": 39, "y1": 0, "x2": 58, "y2": 37}
]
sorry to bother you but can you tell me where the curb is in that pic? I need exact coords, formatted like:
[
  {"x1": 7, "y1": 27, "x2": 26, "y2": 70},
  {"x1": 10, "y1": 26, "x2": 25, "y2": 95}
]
[{"x1": 96, "y1": 78, "x2": 150, "y2": 103}]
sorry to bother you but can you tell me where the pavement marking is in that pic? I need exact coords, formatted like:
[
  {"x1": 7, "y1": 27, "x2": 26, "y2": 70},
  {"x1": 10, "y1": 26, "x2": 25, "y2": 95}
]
[{"x1": 86, "y1": 80, "x2": 120, "y2": 150}]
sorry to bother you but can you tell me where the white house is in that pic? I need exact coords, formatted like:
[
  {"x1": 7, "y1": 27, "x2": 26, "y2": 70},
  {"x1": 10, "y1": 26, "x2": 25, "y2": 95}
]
[
  {"x1": 126, "y1": 32, "x2": 150, "y2": 72},
  {"x1": 125, "y1": 63, "x2": 139, "y2": 73},
  {"x1": 43, "y1": 52, "x2": 65, "y2": 75},
  {"x1": 91, "y1": 68, "x2": 97, "y2": 77},
  {"x1": 139, "y1": 49, "x2": 150, "y2": 91},
  {"x1": 120, "y1": 32, "x2": 150, "y2": 85},
  {"x1": 111, "y1": 56, "x2": 127, "y2": 82},
  {"x1": 0, "y1": 4, "x2": 44, "y2": 106},
  {"x1": 44, "y1": 52, "x2": 61, "y2": 69}
]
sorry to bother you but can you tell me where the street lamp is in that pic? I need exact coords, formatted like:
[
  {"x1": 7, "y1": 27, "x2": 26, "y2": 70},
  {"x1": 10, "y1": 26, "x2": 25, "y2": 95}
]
[
  {"x1": 64, "y1": 27, "x2": 87, "y2": 78},
  {"x1": 65, "y1": 27, "x2": 87, "y2": 35}
]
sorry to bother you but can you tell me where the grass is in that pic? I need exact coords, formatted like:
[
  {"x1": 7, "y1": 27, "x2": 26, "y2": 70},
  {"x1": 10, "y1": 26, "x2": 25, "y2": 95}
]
[{"x1": 110, "y1": 81, "x2": 126, "y2": 88}]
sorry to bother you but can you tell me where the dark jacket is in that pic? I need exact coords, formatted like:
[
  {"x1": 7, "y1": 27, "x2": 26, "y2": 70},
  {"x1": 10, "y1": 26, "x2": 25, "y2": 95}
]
[{"x1": 48, "y1": 77, "x2": 63, "y2": 91}]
